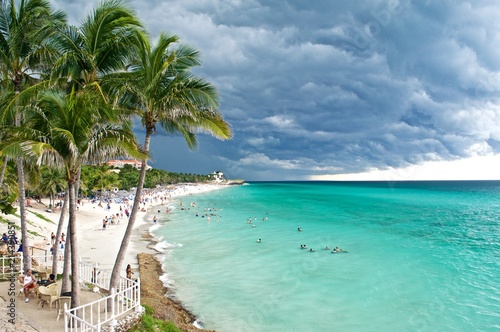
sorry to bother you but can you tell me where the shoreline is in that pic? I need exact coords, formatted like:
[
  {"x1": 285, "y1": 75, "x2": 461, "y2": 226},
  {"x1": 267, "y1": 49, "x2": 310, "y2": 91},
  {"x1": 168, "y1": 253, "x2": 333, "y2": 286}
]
[
  {"x1": 0, "y1": 182, "x2": 232, "y2": 331},
  {"x1": 137, "y1": 252, "x2": 215, "y2": 332},
  {"x1": 138, "y1": 183, "x2": 232, "y2": 331}
]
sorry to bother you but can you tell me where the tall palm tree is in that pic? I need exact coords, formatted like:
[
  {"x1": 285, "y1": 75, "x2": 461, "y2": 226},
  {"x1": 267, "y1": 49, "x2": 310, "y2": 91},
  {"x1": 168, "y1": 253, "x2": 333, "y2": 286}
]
[
  {"x1": 37, "y1": 0, "x2": 144, "y2": 307},
  {"x1": 105, "y1": 31, "x2": 232, "y2": 294},
  {"x1": 0, "y1": 0, "x2": 66, "y2": 271},
  {"x1": 0, "y1": 87, "x2": 144, "y2": 309}
]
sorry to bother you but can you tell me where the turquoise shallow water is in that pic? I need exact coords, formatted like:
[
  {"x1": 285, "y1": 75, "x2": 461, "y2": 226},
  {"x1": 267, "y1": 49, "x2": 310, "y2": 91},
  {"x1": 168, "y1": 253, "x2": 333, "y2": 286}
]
[{"x1": 151, "y1": 181, "x2": 500, "y2": 332}]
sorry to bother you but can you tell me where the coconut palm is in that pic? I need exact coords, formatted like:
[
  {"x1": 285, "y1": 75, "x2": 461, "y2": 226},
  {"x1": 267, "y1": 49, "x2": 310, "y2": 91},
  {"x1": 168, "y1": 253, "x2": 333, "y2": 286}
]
[
  {"x1": 105, "y1": 31, "x2": 232, "y2": 294},
  {"x1": 0, "y1": 87, "x2": 144, "y2": 309},
  {"x1": 38, "y1": 166, "x2": 68, "y2": 274},
  {"x1": 39, "y1": 166, "x2": 66, "y2": 209},
  {"x1": 0, "y1": 0, "x2": 66, "y2": 271},
  {"x1": 51, "y1": 0, "x2": 143, "y2": 91},
  {"x1": 22, "y1": 0, "x2": 144, "y2": 307},
  {"x1": 91, "y1": 165, "x2": 120, "y2": 206}
]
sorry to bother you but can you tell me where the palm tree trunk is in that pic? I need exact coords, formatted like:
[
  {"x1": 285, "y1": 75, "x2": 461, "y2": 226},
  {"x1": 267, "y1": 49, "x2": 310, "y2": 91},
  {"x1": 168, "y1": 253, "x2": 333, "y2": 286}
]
[
  {"x1": 13, "y1": 85, "x2": 30, "y2": 272},
  {"x1": 68, "y1": 180, "x2": 80, "y2": 309},
  {"x1": 52, "y1": 189, "x2": 68, "y2": 275},
  {"x1": 62, "y1": 169, "x2": 81, "y2": 293},
  {"x1": 61, "y1": 222, "x2": 71, "y2": 293},
  {"x1": 17, "y1": 157, "x2": 30, "y2": 272},
  {"x1": 0, "y1": 156, "x2": 8, "y2": 186},
  {"x1": 108, "y1": 129, "x2": 152, "y2": 305}
]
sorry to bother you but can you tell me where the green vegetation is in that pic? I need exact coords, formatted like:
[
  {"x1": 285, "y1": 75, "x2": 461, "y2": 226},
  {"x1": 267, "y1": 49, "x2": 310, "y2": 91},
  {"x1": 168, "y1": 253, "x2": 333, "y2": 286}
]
[
  {"x1": 0, "y1": 193, "x2": 16, "y2": 215},
  {"x1": 27, "y1": 210, "x2": 55, "y2": 224},
  {"x1": 81, "y1": 164, "x2": 213, "y2": 194},
  {"x1": 129, "y1": 305, "x2": 182, "y2": 332},
  {"x1": 27, "y1": 230, "x2": 41, "y2": 237},
  {"x1": 0, "y1": 163, "x2": 214, "y2": 202},
  {"x1": 0, "y1": 216, "x2": 18, "y2": 229},
  {"x1": 0, "y1": 0, "x2": 231, "y2": 312}
]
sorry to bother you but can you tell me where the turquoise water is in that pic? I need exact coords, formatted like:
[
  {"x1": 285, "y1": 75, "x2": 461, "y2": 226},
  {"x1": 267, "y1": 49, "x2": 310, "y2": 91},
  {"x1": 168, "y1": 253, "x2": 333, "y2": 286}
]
[{"x1": 152, "y1": 181, "x2": 500, "y2": 332}]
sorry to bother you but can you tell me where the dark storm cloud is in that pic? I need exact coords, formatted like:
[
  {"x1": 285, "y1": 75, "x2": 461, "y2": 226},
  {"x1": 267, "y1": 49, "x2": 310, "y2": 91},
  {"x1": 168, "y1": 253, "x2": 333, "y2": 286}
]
[{"x1": 51, "y1": 0, "x2": 500, "y2": 180}]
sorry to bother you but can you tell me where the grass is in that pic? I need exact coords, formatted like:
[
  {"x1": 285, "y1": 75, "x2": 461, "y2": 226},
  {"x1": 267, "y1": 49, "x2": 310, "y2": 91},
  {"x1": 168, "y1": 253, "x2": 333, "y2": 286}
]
[
  {"x1": 27, "y1": 210, "x2": 56, "y2": 224},
  {"x1": 1, "y1": 216, "x2": 41, "y2": 237},
  {"x1": 0, "y1": 216, "x2": 19, "y2": 230},
  {"x1": 27, "y1": 230, "x2": 42, "y2": 237},
  {"x1": 128, "y1": 305, "x2": 182, "y2": 332}
]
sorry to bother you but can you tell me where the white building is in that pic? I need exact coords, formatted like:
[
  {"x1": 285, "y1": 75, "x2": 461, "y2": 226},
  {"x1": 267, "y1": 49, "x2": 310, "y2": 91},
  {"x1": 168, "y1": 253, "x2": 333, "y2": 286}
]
[{"x1": 210, "y1": 171, "x2": 226, "y2": 183}]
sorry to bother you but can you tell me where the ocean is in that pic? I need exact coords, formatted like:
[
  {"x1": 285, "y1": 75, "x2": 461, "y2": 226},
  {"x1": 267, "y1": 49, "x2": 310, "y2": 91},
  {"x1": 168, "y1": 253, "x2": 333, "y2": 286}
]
[{"x1": 151, "y1": 181, "x2": 500, "y2": 332}]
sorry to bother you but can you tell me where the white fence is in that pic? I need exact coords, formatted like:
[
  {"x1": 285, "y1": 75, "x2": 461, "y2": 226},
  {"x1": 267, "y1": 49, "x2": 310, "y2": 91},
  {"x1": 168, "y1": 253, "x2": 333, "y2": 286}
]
[
  {"x1": 0, "y1": 252, "x2": 64, "y2": 278},
  {"x1": 64, "y1": 260, "x2": 141, "y2": 332},
  {"x1": 0, "y1": 253, "x2": 141, "y2": 331},
  {"x1": 0, "y1": 255, "x2": 21, "y2": 279}
]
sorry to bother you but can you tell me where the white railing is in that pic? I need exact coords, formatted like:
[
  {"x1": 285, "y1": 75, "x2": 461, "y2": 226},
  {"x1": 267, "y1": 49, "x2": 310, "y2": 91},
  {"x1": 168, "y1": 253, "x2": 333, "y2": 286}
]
[
  {"x1": 79, "y1": 260, "x2": 111, "y2": 290},
  {"x1": 64, "y1": 260, "x2": 141, "y2": 332},
  {"x1": 0, "y1": 253, "x2": 141, "y2": 331},
  {"x1": 31, "y1": 254, "x2": 65, "y2": 274},
  {"x1": 0, "y1": 249, "x2": 56, "y2": 278},
  {"x1": 0, "y1": 255, "x2": 22, "y2": 279}
]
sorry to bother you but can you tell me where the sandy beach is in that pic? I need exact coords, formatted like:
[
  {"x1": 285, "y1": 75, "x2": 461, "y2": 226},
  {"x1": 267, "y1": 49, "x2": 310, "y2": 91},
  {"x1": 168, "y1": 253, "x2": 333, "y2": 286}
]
[{"x1": 0, "y1": 182, "x2": 226, "y2": 331}]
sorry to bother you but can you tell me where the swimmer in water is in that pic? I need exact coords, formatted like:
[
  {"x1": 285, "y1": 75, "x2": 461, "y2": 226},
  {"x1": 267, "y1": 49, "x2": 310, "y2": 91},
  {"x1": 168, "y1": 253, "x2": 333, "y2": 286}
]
[
  {"x1": 257, "y1": 239, "x2": 261, "y2": 243},
  {"x1": 298, "y1": 227, "x2": 302, "y2": 232}
]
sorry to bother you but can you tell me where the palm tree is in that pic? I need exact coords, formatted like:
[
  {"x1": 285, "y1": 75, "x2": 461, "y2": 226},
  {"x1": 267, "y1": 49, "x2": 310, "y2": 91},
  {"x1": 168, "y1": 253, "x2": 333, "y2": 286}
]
[
  {"x1": 0, "y1": 0, "x2": 66, "y2": 271},
  {"x1": 106, "y1": 31, "x2": 232, "y2": 295},
  {"x1": 35, "y1": 0, "x2": 144, "y2": 307},
  {"x1": 51, "y1": 0, "x2": 143, "y2": 91},
  {"x1": 0, "y1": 156, "x2": 17, "y2": 215},
  {"x1": 0, "y1": 87, "x2": 144, "y2": 309},
  {"x1": 0, "y1": 89, "x2": 14, "y2": 188},
  {"x1": 39, "y1": 166, "x2": 66, "y2": 209},
  {"x1": 23, "y1": 161, "x2": 42, "y2": 201},
  {"x1": 92, "y1": 165, "x2": 120, "y2": 206},
  {"x1": 38, "y1": 166, "x2": 68, "y2": 274},
  {"x1": 52, "y1": 188, "x2": 68, "y2": 277}
]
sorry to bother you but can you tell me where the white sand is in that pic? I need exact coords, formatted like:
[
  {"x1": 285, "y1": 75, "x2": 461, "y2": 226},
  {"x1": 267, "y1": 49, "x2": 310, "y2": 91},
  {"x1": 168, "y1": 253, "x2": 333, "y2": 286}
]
[{"x1": 1, "y1": 183, "x2": 226, "y2": 275}]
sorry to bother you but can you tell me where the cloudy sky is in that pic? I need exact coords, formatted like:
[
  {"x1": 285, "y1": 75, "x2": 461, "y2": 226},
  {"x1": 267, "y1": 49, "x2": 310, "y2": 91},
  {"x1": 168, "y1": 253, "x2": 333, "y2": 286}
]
[{"x1": 50, "y1": 0, "x2": 500, "y2": 181}]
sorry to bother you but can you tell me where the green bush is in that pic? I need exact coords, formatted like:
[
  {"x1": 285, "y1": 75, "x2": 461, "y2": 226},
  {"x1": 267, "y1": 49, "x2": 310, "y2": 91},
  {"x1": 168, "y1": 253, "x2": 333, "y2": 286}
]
[{"x1": 128, "y1": 305, "x2": 182, "y2": 332}]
